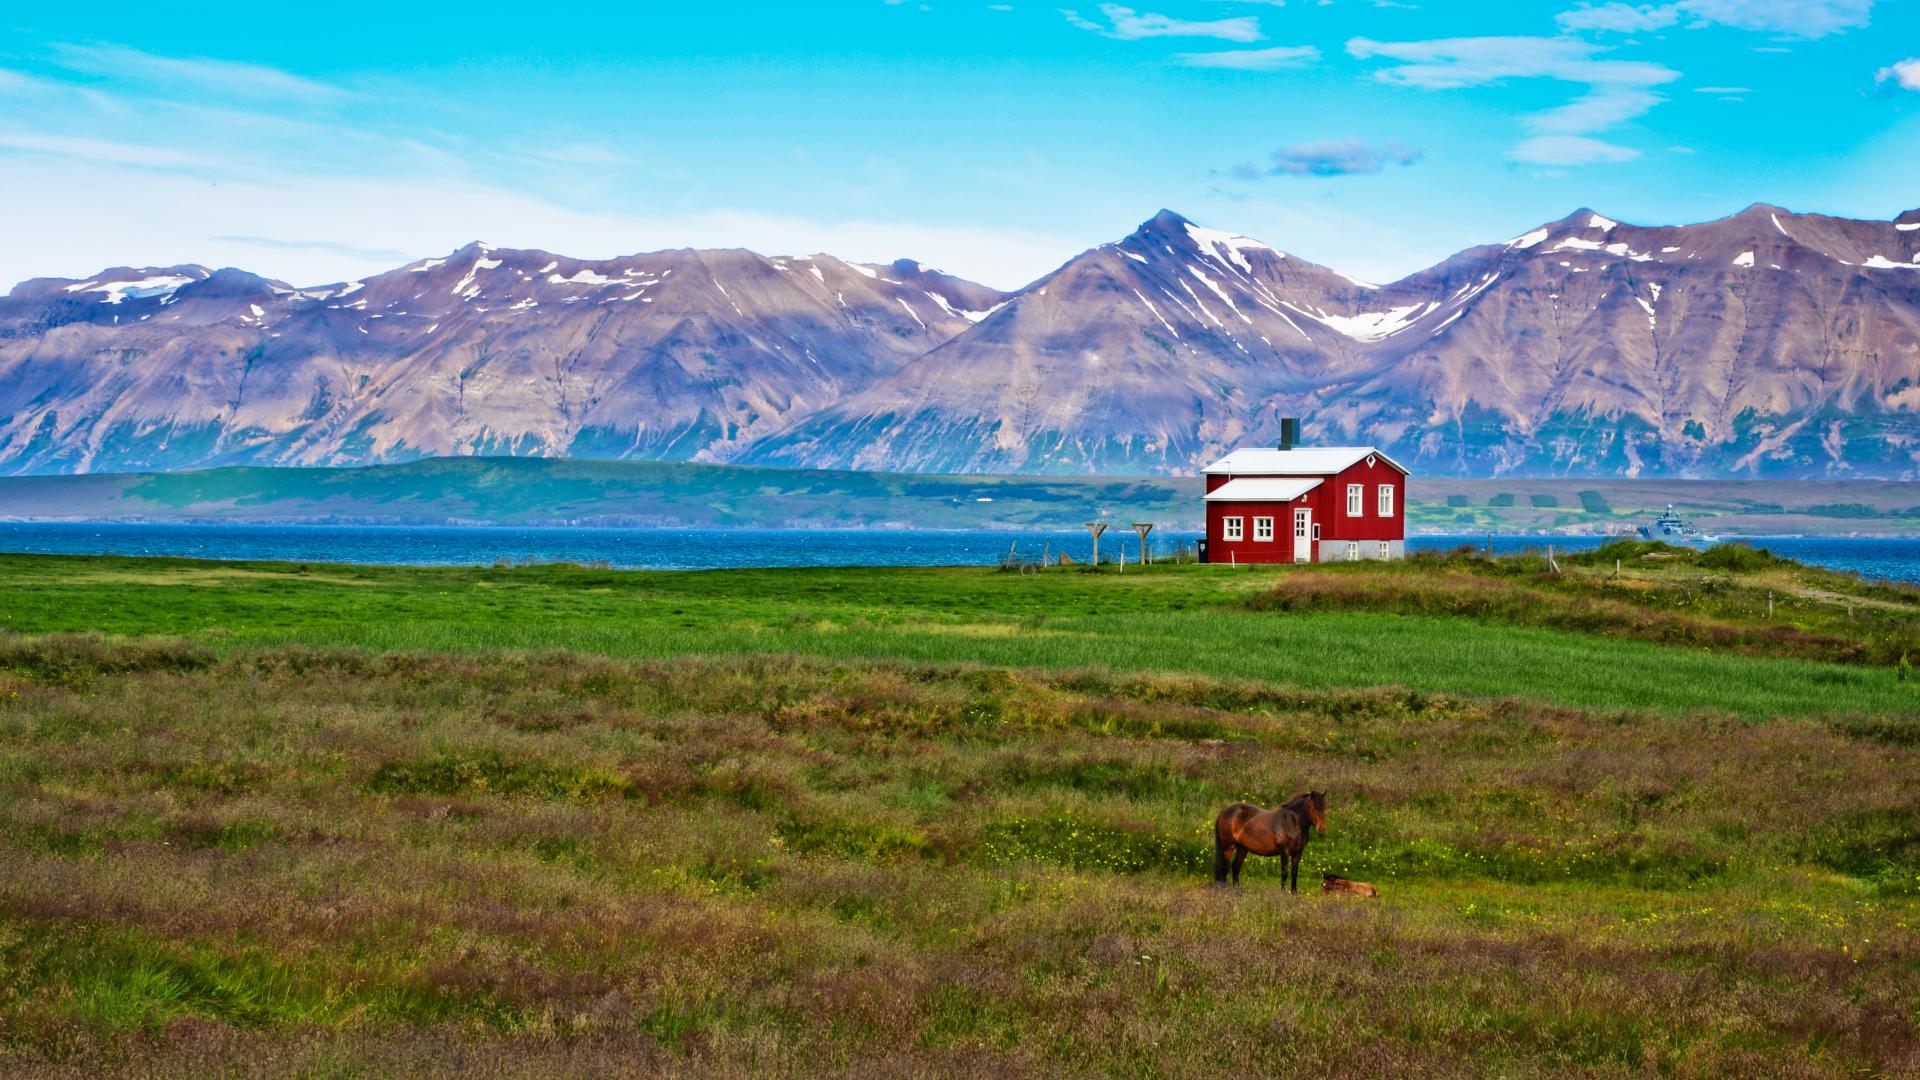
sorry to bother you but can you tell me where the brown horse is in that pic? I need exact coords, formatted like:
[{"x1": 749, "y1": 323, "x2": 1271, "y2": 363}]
[{"x1": 1214, "y1": 792, "x2": 1327, "y2": 891}]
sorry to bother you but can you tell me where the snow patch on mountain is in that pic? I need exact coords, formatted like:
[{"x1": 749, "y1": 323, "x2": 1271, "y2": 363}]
[
  {"x1": 1183, "y1": 223, "x2": 1272, "y2": 274},
  {"x1": 549, "y1": 269, "x2": 614, "y2": 286},
  {"x1": 1284, "y1": 301, "x2": 1434, "y2": 342},
  {"x1": 64, "y1": 275, "x2": 198, "y2": 304}
]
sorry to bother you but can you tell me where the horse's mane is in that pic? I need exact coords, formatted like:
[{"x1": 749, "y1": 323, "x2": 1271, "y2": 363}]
[{"x1": 1283, "y1": 791, "x2": 1327, "y2": 829}]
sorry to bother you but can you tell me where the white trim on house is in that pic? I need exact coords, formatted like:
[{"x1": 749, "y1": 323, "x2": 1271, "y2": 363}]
[
  {"x1": 1346, "y1": 484, "x2": 1363, "y2": 516},
  {"x1": 1202, "y1": 446, "x2": 1409, "y2": 477},
  {"x1": 1222, "y1": 516, "x2": 1244, "y2": 541},
  {"x1": 1378, "y1": 484, "x2": 1394, "y2": 517},
  {"x1": 1203, "y1": 477, "x2": 1323, "y2": 502}
]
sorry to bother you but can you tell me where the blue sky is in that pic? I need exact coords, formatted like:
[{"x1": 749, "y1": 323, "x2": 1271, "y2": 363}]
[{"x1": 2, "y1": 1, "x2": 1916, "y2": 290}]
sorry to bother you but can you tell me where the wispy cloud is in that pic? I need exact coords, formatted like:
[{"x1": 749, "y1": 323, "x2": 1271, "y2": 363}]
[
  {"x1": 1693, "y1": 85, "x2": 1751, "y2": 93},
  {"x1": 507, "y1": 143, "x2": 638, "y2": 168},
  {"x1": 1877, "y1": 58, "x2": 1920, "y2": 90},
  {"x1": 1556, "y1": 3, "x2": 1680, "y2": 32},
  {"x1": 1175, "y1": 45, "x2": 1320, "y2": 70},
  {"x1": 1529, "y1": 86, "x2": 1665, "y2": 133},
  {"x1": 1347, "y1": 36, "x2": 1677, "y2": 90},
  {"x1": 1507, "y1": 134, "x2": 1641, "y2": 165},
  {"x1": 0, "y1": 131, "x2": 213, "y2": 168},
  {"x1": 208, "y1": 235, "x2": 415, "y2": 263},
  {"x1": 1557, "y1": 0, "x2": 1875, "y2": 39},
  {"x1": 1347, "y1": 36, "x2": 1677, "y2": 165},
  {"x1": 48, "y1": 42, "x2": 348, "y2": 103},
  {"x1": 1063, "y1": 5, "x2": 1263, "y2": 42},
  {"x1": 0, "y1": 68, "x2": 52, "y2": 94},
  {"x1": 1228, "y1": 138, "x2": 1423, "y2": 177}
]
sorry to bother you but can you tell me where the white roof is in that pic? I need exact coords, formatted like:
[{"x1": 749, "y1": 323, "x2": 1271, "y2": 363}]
[
  {"x1": 1204, "y1": 477, "x2": 1322, "y2": 502},
  {"x1": 1202, "y1": 446, "x2": 1407, "y2": 476}
]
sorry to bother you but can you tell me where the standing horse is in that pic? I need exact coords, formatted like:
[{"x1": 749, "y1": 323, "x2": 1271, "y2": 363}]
[{"x1": 1213, "y1": 792, "x2": 1327, "y2": 891}]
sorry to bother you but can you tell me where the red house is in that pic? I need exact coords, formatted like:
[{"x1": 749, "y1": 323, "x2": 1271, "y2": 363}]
[{"x1": 1201, "y1": 419, "x2": 1409, "y2": 564}]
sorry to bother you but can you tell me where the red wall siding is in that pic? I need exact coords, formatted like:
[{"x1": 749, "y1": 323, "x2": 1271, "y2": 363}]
[
  {"x1": 1320, "y1": 459, "x2": 1405, "y2": 542},
  {"x1": 1206, "y1": 500, "x2": 1302, "y2": 564}
]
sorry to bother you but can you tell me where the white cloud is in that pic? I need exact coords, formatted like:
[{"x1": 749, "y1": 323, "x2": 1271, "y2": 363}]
[
  {"x1": 207, "y1": 236, "x2": 417, "y2": 263},
  {"x1": 1677, "y1": 0, "x2": 1872, "y2": 37},
  {"x1": 0, "y1": 68, "x2": 52, "y2": 94},
  {"x1": 1527, "y1": 86, "x2": 1665, "y2": 133},
  {"x1": 1877, "y1": 58, "x2": 1920, "y2": 90},
  {"x1": 1346, "y1": 36, "x2": 1678, "y2": 90},
  {"x1": 1063, "y1": 5, "x2": 1263, "y2": 42},
  {"x1": 1556, "y1": 3, "x2": 1680, "y2": 32},
  {"x1": 48, "y1": 42, "x2": 348, "y2": 103},
  {"x1": 1174, "y1": 45, "x2": 1320, "y2": 69},
  {"x1": 0, "y1": 131, "x2": 214, "y2": 168},
  {"x1": 1558, "y1": 0, "x2": 1874, "y2": 39},
  {"x1": 1509, "y1": 134, "x2": 1641, "y2": 164},
  {"x1": 1347, "y1": 36, "x2": 1676, "y2": 166}
]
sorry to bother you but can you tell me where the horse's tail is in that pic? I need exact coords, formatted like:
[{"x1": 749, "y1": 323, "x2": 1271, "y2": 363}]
[{"x1": 1212, "y1": 806, "x2": 1239, "y2": 883}]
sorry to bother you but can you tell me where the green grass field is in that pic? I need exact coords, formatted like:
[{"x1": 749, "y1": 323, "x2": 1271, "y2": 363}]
[{"x1": 1, "y1": 548, "x2": 1916, "y2": 1076}]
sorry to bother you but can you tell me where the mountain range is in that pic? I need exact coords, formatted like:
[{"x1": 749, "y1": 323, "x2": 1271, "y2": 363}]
[{"x1": 4, "y1": 203, "x2": 1918, "y2": 478}]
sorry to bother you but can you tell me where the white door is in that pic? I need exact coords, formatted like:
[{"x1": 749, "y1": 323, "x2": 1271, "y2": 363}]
[{"x1": 1293, "y1": 508, "x2": 1312, "y2": 563}]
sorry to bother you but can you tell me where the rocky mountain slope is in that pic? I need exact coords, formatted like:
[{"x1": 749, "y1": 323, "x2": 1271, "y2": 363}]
[
  {"x1": 4, "y1": 204, "x2": 1918, "y2": 478},
  {"x1": 744, "y1": 205, "x2": 1920, "y2": 477},
  {"x1": 0, "y1": 245, "x2": 1003, "y2": 473}
]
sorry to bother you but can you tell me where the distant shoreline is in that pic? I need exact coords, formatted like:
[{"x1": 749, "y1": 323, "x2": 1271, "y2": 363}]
[
  {"x1": 0, "y1": 458, "x2": 1916, "y2": 537},
  {"x1": 3, "y1": 519, "x2": 1919, "y2": 541}
]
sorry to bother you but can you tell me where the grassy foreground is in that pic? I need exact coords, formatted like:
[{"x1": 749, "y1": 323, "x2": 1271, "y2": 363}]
[{"x1": 0, "y1": 548, "x2": 1917, "y2": 1076}]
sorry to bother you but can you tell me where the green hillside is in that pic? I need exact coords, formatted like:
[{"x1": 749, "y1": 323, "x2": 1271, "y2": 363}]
[{"x1": 2, "y1": 457, "x2": 1918, "y2": 535}]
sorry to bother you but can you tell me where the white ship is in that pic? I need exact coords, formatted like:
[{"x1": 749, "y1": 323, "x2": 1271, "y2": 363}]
[{"x1": 1638, "y1": 505, "x2": 1719, "y2": 545}]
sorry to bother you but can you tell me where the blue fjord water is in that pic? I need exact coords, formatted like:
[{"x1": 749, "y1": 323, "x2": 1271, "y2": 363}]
[{"x1": 1, "y1": 523, "x2": 1918, "y2": 584}]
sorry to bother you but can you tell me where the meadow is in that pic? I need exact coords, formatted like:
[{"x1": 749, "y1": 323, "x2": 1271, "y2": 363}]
[{"x1": 0, "y1": 545, "x2": 1916, "y2": 1076}]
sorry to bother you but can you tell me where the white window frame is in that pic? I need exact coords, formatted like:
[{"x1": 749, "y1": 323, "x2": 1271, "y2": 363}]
[
  {"x1": 1347, "y1": 484, "x2": 1363, "y2": 516},
  {"x1": 1378, "y1": 541, "x2": 1391, "y2": 559},
  {"x1": 1378, "y1": 484, "x2": 1394, "y2": 517},
  {"x1": 1223, "y1": 516, "x2": 1243, "y2": 542},
  {"x1": 1253, "y1": 516, "x2": 1274, "y2": 541},
  {"x1": 1345, "y1": 541, "x2": 1360, "y2": 561}
]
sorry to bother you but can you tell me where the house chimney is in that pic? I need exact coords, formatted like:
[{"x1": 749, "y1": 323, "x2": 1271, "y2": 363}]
[{"x1": 1278, "y1": 417, "x2": 1300, "y2": 452}]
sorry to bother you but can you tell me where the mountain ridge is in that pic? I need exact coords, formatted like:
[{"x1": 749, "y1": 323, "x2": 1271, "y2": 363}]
[{"x1": 4, "y1": 203, "x2": 1919, "y2": 479}]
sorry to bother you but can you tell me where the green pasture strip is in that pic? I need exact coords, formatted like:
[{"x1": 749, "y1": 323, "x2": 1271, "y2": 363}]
[{"x1": 0, "y1": 554, "x2": 1913, "y2": 720}]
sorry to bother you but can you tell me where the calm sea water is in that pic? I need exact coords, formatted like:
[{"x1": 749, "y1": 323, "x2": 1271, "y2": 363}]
[{"x1": 0, "y1": 523, "x2": 1917, "y2": 583}]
